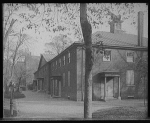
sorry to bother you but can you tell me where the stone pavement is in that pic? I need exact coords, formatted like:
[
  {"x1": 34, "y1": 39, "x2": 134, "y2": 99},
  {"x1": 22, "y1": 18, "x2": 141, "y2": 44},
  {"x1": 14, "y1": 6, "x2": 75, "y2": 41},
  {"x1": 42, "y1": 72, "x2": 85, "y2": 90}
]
[{"x1": 13, "y1": 90, "x2": 147, "y2": 120}]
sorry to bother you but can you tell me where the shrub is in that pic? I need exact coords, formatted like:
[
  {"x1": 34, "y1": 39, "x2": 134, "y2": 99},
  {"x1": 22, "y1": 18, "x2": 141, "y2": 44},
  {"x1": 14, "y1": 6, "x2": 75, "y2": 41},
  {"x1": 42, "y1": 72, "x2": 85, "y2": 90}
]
[
  {"x1": 27, "y1": 84, "x2": 33, "y2": 90},
  {"x1": 4, "y1": 91, "x2": 25, "y2": 99},
  {"x1": 20, "y1": 86, "x2": 26, "y2": 91}
]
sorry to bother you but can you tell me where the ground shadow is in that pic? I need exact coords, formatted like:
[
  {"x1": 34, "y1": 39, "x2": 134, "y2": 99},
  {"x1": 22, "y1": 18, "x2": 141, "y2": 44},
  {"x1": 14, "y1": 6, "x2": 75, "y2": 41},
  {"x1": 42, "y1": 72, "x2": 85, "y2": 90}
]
[
  {"x1": 3, "y1": 109, "x2": 17, "y2": 118},
  {"x1": 4, "y1": 91, "x2": 26, "y2": 99}
]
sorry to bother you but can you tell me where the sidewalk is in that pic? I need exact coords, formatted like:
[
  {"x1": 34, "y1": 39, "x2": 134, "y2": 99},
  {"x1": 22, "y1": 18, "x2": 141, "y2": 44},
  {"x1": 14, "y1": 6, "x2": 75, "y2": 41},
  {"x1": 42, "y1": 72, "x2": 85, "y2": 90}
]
[{"x1": 13, "y1": 90, "x2": 147, "y2": 119}]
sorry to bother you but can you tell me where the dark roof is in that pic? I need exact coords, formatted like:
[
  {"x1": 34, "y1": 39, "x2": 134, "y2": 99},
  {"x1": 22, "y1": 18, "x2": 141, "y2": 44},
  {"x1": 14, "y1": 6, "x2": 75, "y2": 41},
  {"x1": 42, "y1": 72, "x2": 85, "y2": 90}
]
[
  {"x1": 42, "y1": 54, "x2": 55, "y2": 62},
  {"x1": 92, "y1": 31, "x2": 148, "y2": 47},
  {"x1": 46, "y1": 31, "x2": 147, "y2": 65},
  {"x1": 98, "y1": 71, "x2": 120, "y2": 77}
]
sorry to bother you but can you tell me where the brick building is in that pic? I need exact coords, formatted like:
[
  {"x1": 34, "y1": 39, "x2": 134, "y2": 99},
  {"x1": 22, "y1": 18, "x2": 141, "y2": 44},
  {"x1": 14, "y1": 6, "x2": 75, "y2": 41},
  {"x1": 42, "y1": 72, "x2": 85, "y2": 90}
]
[
  {"x1": 34, "y1": 14, "x2": 148, "y2": 101},
  {"x1": 33, "y1": 54, "x2": 55, "y2": 92}
]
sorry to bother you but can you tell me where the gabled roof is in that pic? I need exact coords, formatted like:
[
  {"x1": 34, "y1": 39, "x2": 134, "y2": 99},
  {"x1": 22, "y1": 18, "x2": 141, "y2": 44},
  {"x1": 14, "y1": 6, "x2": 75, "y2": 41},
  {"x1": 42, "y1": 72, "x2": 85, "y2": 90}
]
[
  {"x1": 37, "y1": 54, "x2": 55, "y2": 71},
  {"x1": 47, "y1": 31, "x2": 147, "y2": 65},
  {"x1": 92, "y1": 31, "x2": 148, "y2": 47},
  {"x1": 42, "y1": 54, "x2": 55, "y2": 62}
]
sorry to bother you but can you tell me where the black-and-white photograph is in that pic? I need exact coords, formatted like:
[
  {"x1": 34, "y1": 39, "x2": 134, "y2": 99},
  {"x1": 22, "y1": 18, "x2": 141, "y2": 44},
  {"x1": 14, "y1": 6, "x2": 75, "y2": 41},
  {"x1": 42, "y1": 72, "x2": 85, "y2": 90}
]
[{"x1": 3, "y1": 3, "x2": 148, "y2": 120}]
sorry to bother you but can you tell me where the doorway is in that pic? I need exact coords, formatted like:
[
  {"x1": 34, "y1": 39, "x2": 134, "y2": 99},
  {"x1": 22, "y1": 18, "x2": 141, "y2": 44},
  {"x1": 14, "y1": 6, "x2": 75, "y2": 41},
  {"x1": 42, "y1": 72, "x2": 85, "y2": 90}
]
[
  {"x1": 106, "y1": 77, "x2": 114, "y2": 97},
  {"x1": 52, "y1": 78, "x2": 61, "y2": 97}
]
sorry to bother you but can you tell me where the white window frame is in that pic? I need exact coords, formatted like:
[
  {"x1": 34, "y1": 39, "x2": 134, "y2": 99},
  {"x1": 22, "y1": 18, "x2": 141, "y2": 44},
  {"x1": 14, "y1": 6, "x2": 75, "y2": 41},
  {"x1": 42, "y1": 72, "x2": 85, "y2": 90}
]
[
  {"x1": 126, "y1": 70, "x2": 134, "y2": 86},
  {"x1": 63, "y1": 56, "x2": 65, "y2": 65},
  {"x1": 68, "y1": 52, "x2": 70, "y2": 63},
  {"x1": 52, "y1": 62, "x2": 54, "y2": 70},
  {"x1": 68, "y1": 71, "x2": 70, "y2": 86},
  {"x1": 126, "y1": 51, "x2": 134, "y2": 63},
  {"x1": 63, "y1": 73, "x2": 65, "y2": 87},
  {"x1": 56, "y1": 60, "x2": 57, "y2": 69},
  {"x1": 103, "y1": 50, "x2": 111, "y2": 61},
  {"x1": 59, "y1": 58, "x2": 61, "y2": 67}
]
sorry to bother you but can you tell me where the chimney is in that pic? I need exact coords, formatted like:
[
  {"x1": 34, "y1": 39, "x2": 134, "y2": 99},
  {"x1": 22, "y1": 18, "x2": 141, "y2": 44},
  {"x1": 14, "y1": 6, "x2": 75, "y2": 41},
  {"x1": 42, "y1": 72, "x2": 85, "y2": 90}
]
[
  {"x1": 109, "y1": 14, "x2": 124, "y2": 34},
  {"x1": 138, "y1": 11, "x2": 144, "y2": 46}
]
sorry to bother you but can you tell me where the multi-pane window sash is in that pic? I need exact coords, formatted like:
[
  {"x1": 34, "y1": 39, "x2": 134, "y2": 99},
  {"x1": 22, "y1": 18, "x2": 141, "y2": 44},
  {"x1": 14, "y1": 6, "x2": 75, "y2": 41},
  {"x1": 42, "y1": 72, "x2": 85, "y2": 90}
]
[
  {"x1": 126, "y1": 70, "x2": 134, "y2": 86},
  {"x1": 59, "y1": 59, "x2": 61, "y2": 67},
  {"x1": 63, "y1": 73, "x2": 65, "y2": 87},
  {"x1": 68, "y1": 71, "x2": 70, "y2": 86},
  {"x1": 126, "y1": 51, "x2": 134, "y2": 62},
  {"x1": 56, "y1": 60, "x2": 57, "y2": 69},
  {"x1": 52, "y1": 62, "x2": 54, "y2": 70},
  {"x1": 68, "y1": 52, "x2": 70, "y2": 63},
  {"x1": 103, "y1": 50, "x2": 111, "y2": 61},
  {"x1": 63, "y1": 56, "x2": 65, "y2": 65}
]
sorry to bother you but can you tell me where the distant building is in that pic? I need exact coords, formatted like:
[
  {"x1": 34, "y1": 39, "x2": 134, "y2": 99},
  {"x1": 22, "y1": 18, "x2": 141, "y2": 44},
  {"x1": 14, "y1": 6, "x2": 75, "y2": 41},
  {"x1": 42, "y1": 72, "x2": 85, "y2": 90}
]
[
  {"x1": 33, "y1": 15, "x2": 148, "y2": 101},
  {"x1": 14, "y1": 51, "x2": 40, "y2": 89},
  {"x1": 25, "y1": 53, "x2": 40, "y2": 85},
  {"x1": 33, "y1": 54, "x2": 55, "y2": 92}
]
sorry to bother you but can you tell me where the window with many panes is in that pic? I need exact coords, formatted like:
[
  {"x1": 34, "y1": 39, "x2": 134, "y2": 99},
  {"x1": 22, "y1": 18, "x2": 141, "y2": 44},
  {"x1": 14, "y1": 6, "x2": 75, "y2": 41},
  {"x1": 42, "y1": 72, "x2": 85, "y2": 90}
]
[
  {"x1": 52, "y1": 62, "x2": 54, "y2": 70},
  {"x1": 63, "y1": 73, "x2": 65, "y2": 87},
  {"x1": 126, "y1": 70, "x2": 134, "y2": 86},
  {"x1": 59, "y1": 58, "x2": 61, "y2": 67},
  {"x1": 63, "y1": 56, "x2": 65, "y2": 65},
  {"x1": 56, "y1": 60, "x2": 57, "y2": 69},
  {"x1": 103, "y1": 50, "x2": 111, "y2": 61},
  {"x1": 68, "y1": 71, "x2": 70, "y2": 86},
  {"x1": 126, "y1": 51, "x2": 134, "y2": 62},
  {"x1": 68, "y1": 52, "x2": 70, "y2": 63}
]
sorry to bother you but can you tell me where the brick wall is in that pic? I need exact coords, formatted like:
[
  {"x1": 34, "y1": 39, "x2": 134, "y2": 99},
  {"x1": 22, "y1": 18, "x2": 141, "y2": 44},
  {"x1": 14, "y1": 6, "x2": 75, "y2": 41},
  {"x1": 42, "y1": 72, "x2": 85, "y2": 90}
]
[
  {"x1": 50, "y1": 46, "x2": 77, "y2": 100},
  {"x1": 76, "y1": 46, "x2": 148, "y2": 100}
]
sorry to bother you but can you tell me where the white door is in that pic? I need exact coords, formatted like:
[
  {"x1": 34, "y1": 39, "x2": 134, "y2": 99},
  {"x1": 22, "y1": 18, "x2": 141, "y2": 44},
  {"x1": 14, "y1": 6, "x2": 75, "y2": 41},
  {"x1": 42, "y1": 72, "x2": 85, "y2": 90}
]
[{"x1": 106, "y1": 78, "x2": 114, "y2": 97}]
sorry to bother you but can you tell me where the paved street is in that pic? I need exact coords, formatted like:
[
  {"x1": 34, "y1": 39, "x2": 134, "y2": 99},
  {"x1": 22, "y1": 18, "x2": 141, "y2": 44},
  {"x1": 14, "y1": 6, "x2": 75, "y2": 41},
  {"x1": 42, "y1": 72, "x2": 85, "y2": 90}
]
[{"x1": 14, "y1": 90, "x2": 147, "y2": 120}]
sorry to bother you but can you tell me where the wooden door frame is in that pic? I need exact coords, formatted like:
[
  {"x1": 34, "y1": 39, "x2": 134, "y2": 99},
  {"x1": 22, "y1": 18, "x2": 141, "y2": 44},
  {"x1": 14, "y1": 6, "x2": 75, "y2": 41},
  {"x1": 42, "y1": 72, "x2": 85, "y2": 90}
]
[
  {"x1": 52, "y1": 77, "x2": 61, "y2": 97},
  {"x1": 58, "y1": 81, "x2": 61, "y2": 97}
]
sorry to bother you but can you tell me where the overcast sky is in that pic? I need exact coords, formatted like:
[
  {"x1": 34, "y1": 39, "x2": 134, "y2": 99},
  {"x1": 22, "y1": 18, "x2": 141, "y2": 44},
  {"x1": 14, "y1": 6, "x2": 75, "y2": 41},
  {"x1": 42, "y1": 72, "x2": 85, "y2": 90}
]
[
  {"x1": 30, "y1": 16, "x2": 148, "y2": 56},
  {"x1": 11, "y1": 3, "x2": 148, "y2": 56}
]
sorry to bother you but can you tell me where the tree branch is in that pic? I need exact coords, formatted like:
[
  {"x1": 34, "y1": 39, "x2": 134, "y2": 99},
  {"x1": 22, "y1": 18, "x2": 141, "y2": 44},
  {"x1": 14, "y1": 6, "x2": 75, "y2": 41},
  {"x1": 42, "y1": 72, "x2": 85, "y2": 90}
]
[{"x1": 3, "y1": 19, "x2": 17, "y2": 53}]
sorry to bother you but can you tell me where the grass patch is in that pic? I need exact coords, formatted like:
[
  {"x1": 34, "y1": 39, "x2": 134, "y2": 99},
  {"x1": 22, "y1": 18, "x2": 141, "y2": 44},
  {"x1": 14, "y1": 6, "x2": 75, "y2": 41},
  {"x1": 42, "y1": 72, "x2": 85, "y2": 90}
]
[
  {"x1": 3, "y1": 109, "x2": 17, "y2": 118},
  {"x1": 4, "y1": 91, "x2": 25, "y2": 99},
  {"x1": 92, "y1": 106, "x2": 147, "y2": 120}
]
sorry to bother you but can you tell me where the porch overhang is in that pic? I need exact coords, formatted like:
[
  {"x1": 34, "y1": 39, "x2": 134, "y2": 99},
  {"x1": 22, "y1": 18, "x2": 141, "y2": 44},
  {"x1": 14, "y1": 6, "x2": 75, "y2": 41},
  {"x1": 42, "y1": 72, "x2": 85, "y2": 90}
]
[
  {"x1": 36, "y1": 78, "x2": 44, "y2": 79},
  {"x1": 50, "y1": 76, "x2": 62, "y2": 80},
  {"x1": 98, "y1": 71, "x2": 120, "y2": 77}
]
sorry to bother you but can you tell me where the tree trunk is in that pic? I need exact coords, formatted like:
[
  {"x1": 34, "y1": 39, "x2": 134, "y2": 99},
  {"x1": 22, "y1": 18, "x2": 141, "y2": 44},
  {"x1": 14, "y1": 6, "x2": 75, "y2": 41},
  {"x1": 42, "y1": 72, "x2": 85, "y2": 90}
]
[
  {"x1": 17, "y1": 78, "x2": 21, "y2": 92},
  {"x1": 80, "y1": 3, "x2": 93, "y2": 119}
]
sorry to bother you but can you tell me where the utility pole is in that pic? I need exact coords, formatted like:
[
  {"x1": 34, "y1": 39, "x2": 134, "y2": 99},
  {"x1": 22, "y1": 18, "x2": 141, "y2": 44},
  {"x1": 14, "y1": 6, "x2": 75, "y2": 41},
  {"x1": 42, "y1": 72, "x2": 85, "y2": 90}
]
[{"x1": 80, "y1": 3, "x2": 93, "y2": 119}]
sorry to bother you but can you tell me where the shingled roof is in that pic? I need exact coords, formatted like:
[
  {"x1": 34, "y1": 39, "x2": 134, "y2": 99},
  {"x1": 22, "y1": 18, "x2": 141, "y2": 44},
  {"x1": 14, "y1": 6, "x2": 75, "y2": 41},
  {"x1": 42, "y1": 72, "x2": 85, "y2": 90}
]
[{"x1": 92, "y1": 31, "x2": 148, "y2": 47}]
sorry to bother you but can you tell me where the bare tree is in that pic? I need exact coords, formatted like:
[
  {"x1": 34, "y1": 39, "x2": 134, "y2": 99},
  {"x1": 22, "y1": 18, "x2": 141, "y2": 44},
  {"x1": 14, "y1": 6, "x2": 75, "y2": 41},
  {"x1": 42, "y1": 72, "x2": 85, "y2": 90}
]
[
  {"x1": 4, "y1": 30, "x2": 31, "y2": 93},
  {"x1": 45, "y1": 34, "x2": 73, "y2": 55},
  {"x1": 14, "y1": 60, "x2": 32, "y2": 92},
  {"x1": 3, "y1": 3, "x2": 42, "y2": 93}
]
